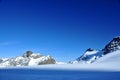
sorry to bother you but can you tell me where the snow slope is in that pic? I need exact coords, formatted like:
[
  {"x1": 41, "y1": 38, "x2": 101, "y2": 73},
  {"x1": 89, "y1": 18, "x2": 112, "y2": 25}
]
[
  {"x1": 95, "y1": 50, "x2": 120, "y2": 64},
  {"x1": 71, "y1": 49, "x2": 103, "y2": 64}
]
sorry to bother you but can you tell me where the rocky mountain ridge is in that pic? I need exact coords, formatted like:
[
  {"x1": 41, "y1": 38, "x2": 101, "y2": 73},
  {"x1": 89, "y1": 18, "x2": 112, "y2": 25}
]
[{"x1": 0, "y1": 51, "x2": 55, "y2": 67}]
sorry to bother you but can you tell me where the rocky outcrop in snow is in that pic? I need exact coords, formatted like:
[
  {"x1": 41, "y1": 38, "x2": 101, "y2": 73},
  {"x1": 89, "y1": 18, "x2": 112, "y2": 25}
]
[{"x1": 0, "y1": 51, "x2": 55, "y2": 67}]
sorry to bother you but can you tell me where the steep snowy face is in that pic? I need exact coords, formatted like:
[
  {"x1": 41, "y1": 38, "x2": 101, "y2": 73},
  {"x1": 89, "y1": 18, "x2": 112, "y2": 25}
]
[
  {"x1": 72, "y1": 48, "x2": 103, "y2": 64},
  {"x1": 0, "y1": 51, "x2": 55, "y2": 67},
  {"x1": 103, "y1": 36, "x2": 120, "y2": 55}
]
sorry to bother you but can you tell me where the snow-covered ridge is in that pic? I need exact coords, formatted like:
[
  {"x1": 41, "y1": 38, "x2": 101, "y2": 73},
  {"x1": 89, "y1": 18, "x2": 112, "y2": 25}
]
[
  {"x1": 71, "y1": 49, "x2": 103, "y2": 64},
  {"x1": 71, "y1": 36, "x2": 120, "y2": 64},
  {"x1": 0, "y1": 51, "x2": 55, "y2": 67}
]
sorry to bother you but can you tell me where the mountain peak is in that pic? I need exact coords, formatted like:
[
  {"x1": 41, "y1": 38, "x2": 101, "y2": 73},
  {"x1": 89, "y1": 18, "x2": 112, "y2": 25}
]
[
  {"x1": 22, "y1": 51, "x2": 33, "y2": 58},
  {"x1": 86, "y1": 48, "x2": 95, "y2": 52},
  {"x1": 103, "y1": 36, "x2": 120, "y2": 55},
  {"x1": 112, "y1": 36, "x2": 120, "y2": 42}
]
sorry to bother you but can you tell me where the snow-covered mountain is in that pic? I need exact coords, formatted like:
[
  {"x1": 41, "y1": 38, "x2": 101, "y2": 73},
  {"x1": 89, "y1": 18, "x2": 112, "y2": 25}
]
[
  {"x1": 0, "y1": 36, "x2": 120, "y2": 67},
  {"x1": 0, "y1": 51, "x2": 55, "y2": 67},
  {"x1": 71, "y1": 36, "x2": 120, "y2": 64},
  {"x1": 71, "y1": 48, "x2": 103, "y2": 64}
]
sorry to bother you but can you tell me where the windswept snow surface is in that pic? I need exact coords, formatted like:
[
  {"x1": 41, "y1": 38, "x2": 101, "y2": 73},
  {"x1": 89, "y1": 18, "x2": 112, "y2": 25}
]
[
  {"x1": 0, "y1": 62, "x2": 120, "y2": 80},
  {"x1": 95, "y1": 50, "x2": 120, "y2": 64},
  {"x1": 0, "y1": 63, "x2": 120, "y2": 71}
]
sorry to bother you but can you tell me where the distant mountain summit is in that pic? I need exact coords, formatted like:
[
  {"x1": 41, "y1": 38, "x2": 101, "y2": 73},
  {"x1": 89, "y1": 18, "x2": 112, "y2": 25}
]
[
  {"x1": 71, "y1": 36, "x2": 120, "y2": 64},
  {"x1": 0, "y1": 51, "x2": 55, "y2": 67}
]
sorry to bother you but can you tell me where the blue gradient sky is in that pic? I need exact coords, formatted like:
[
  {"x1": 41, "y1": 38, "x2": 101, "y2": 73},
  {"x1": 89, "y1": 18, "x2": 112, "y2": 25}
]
[{"x1": 0, "y1": 0, "x2": 120, "y2": 61}]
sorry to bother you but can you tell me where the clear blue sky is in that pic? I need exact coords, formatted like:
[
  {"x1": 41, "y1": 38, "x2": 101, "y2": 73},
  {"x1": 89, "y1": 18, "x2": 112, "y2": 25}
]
[{"x1": 0, "y1": 0, "x2": 120, "y2": 62}]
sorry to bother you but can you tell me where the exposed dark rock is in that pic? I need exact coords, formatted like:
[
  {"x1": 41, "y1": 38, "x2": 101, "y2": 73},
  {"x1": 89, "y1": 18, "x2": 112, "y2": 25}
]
[
  {"x1": 86, "y1": 48, "x2": 94, "y2": 52},
  {"x1": 0, "y1": 59, "x2": 3, "y2": 63},
  {"x1": 38, "y1": 57, "x2": 55, "y2": 65},
  {"x1": 22, "y1": 51, "x2": 33, "y2": 57},
  {"x1": 103, "y1": 36, "x2": 120, "y2": 55}
]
